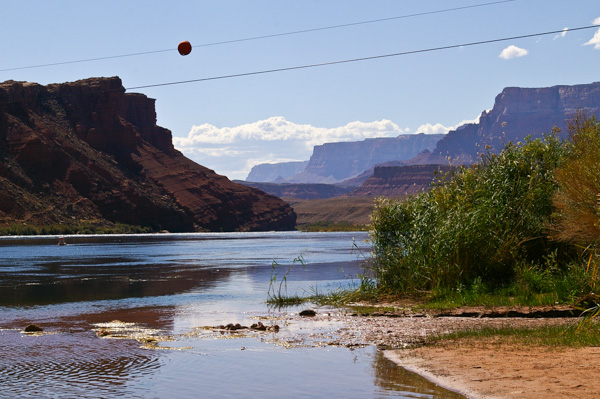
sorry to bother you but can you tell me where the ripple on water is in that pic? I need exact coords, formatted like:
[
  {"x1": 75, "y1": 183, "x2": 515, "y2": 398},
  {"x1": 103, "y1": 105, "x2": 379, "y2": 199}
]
[{"x1": 0, "y1": 329, "x2": 162, "y2": 398}]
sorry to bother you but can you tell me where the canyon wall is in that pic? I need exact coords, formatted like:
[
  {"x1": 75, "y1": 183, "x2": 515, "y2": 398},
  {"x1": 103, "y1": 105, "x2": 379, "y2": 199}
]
[
  {"x1": 426, "y1": 82, "x2": 600, "y2": 163},
  {"x1": 0, "y1": 77, "x2": 296, "y2": 231},
  {"x1": 288, "y1": 133, "x2": 444, "y2": 184},
  {"x1": 246, "y1": 161, "x2": 308, "y2": 182}
]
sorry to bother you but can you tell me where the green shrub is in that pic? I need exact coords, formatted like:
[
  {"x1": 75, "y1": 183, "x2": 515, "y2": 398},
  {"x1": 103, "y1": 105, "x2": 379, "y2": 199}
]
[{"x1": 371, "y1": 134, "x2": 565, "y2": 294}]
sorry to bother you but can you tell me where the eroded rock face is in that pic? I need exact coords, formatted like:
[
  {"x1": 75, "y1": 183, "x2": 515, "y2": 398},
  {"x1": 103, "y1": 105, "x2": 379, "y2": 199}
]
[
  {"x1": 0, "y1": 77, "x2": 296, "y2": 231},
  {"x1": 427, "y1": 82, "x2": 600, "y2": 163}
]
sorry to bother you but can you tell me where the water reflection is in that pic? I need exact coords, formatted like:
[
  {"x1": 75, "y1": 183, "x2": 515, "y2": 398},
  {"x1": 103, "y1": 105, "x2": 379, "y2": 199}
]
[
  {"x1": 0, "y1": 259, "x2": 232, "y2": 306},
  {"x1": 372, "y1": 350, "x2": 465, "y2": 398}
]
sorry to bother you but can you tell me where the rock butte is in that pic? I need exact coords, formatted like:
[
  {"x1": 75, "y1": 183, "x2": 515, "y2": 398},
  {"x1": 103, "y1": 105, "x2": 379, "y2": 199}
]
[{"x1": 0, "y1": 77, "x2": 296, "y2": 232}]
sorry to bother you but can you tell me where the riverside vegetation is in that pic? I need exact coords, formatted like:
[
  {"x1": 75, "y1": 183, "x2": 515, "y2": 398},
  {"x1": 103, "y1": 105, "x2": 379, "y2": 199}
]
[
  {"x1": 271, "y1": 114, "x2": 600, "y2": 343},
  {"x1": 369, "y1": 113, "x2": 600, "y2": 337},
  {"x1": 0, "y1": 221, "x2": 153, "y2": 236}
]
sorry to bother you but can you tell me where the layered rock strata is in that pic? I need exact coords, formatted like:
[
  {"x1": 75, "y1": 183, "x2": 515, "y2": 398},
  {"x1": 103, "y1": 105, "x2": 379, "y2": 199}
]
[
  {"x1": 425, "y1": 82, "x2": 600, "y2": 163},
  {"x1": 0, "y1": 77, "x2": 296, "y2": 231}
]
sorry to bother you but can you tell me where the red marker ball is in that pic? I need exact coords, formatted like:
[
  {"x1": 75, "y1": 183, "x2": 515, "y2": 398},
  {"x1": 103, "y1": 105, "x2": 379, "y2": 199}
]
[{"x1": 178, "y1": 41, "x2": 192, "y2": 56}]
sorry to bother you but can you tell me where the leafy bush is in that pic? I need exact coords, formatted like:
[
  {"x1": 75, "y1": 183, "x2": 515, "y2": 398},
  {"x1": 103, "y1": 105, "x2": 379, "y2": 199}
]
[{"x1": 371, "y1": 134, "x2": 565, "y2": 294}]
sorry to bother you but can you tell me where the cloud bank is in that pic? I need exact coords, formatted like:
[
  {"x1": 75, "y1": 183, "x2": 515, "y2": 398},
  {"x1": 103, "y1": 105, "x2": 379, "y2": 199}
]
[
  {"x1": 499, "y1": 45, "x2": 528, "y2": 59},
  {"x1": 584, "y1": 17, "x2": 600, "y2": 49},
  {"x1": 583, "y1": 17, "x2": 600, "y2": 49},
  {"x1": 173, "y1": 116, "x2": 471, "y2": 180}
]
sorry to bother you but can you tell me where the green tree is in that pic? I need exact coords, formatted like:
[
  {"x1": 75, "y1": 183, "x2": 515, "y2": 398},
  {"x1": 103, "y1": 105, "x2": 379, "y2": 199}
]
[{"x1": 372, "y1": 135, "x2": 564, "y2": 294}]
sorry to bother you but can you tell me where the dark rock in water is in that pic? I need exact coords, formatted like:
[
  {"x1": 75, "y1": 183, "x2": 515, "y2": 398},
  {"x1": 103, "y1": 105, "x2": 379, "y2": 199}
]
[
  {"x1": 250, "y1": 321, "x2": 279, "y2": 332},
  {"x1": 299, "y1": 309, "x2": 317, "y2": 317},
  {"x1": 216, "y1": 323, "x2": 249, "y2": 331},
  {"x1": 24, "y1": 324, "x2": 43, "y2": 332},
  {"x1": 251, "y1": 322, "x2": 266, "y2": 331},
  {"x1": 0, "y1": 77, "x2": 296, "y2": 232}
]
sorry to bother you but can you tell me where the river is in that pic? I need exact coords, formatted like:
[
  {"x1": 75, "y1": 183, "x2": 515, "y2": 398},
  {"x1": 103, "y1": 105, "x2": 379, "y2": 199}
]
[{"x1": 0, "y1": 231, "x2": 463, "y2": 398}]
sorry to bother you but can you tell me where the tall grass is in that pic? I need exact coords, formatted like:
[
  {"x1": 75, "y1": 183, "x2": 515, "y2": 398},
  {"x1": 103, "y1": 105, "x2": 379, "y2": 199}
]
[
  {"x1": 371, "y1": 134, "x2": 568, "y2": 295},
  {"x1": 267, "y1": 256, "x2": 306, "y2": 307}
]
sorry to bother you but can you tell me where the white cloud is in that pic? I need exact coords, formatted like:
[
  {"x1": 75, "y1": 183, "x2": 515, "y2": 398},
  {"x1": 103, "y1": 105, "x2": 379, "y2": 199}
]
[
  {"x1": 415, "y1": 114, "x2": 480, "y2": 135},
  {"x1": 584, "y1": 28, "x2": 600, "y2": 49},
  {"x1": 499, "y1": 45, "x2": 528, "y2": 59},
  {"x1": 176, "y1": 117, "x2": 405, "y2": 149},
  {"x1": 415, "y1": 123, "x2": 451, "y2": 135},
  {"x1": 173, "y1": 116, "x2": 484, "y2": 179},
  {"x1": 553, "y1": 27, "x2": 568, "y2": 40},
  {"x1": 173, "y1": 117, "x2": 409, "y2": 180},
  {"x1": 593, "y1": 16, "x2": 600, "y2": 25}
]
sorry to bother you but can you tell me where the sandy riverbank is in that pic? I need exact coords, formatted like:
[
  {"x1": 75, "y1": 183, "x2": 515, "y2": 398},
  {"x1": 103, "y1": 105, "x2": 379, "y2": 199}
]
[
  {"x1": 385, "y1": 341, "x2": 600, "y2": 399},
  {"x1": 334, "y1": 306, "x2": 598, "y2": 399}
]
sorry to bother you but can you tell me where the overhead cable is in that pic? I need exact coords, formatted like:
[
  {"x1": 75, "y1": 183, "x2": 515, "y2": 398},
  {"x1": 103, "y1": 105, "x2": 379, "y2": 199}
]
[
  {"x1": 0, "y1": 0, "x2": 516, "y2": 72},
  {"x1": 125, "y1": 25, "x2": 598, "y2": 91}
]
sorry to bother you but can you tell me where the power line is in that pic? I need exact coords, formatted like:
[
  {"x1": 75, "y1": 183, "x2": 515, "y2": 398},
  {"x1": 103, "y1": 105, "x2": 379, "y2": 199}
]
[
  {"x1": 0, "y1": 0, "x2": 516, "y2": 73},
  {"x1": 0, "y1": 49, "x2": 174, "y2": 72},
  {"x1": 192, "y1": 0, "x2": 518, "y2": 48},
  {"x1": 1, "y1": 24, "x2": 596, "y2": 108},
  {"x1": 125, "y1": 25, "x2": 598, "y2": 91}
]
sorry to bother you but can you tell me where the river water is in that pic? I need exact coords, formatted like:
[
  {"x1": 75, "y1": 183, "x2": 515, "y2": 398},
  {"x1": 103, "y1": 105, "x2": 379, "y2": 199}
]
[{"x1": 0, "y1": 232, "x2": 463, "y2": 398}]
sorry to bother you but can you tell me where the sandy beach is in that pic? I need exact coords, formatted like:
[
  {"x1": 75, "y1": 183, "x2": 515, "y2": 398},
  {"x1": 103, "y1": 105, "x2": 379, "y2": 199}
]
[
  {"x1": 386, "y1": 341, "x2": 600, "y2": 399},
  {"x1": 336, "y1": 306, "x2": 598, "y2": 399}
]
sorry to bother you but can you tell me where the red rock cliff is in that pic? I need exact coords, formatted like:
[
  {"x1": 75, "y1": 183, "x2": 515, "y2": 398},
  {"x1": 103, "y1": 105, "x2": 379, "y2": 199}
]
[{"x1": 0, "y1": 77, "x2": 296, "y2": 231}]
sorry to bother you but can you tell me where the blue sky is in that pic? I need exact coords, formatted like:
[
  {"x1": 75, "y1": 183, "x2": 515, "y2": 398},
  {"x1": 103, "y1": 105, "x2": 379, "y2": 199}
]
[{"x1": 2, "y1": 0, "x2": 599, "y2": 179}]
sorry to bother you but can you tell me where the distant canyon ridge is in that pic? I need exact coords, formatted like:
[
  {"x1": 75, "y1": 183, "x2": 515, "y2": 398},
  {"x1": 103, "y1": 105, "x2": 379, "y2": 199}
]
[
  {"x1": 244, "y1": 81, "x2": 600, "y2": 199},
  {"x1": 0, "y1": 77, "x2": 295, "y2": 232}
]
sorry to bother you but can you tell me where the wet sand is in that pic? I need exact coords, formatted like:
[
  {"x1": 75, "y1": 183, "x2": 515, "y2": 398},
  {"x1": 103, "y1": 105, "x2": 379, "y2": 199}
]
[{"x1": 339, "y1": 306, "x2": 599, "y2": 399}]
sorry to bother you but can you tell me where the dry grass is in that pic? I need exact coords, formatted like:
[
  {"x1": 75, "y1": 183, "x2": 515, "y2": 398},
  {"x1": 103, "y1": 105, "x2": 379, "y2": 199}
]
[{"x1": 550, "y1": 114, "x2": 600, "y2": 246}]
